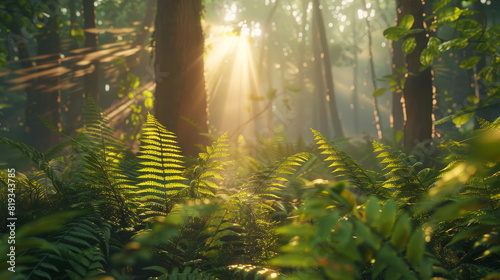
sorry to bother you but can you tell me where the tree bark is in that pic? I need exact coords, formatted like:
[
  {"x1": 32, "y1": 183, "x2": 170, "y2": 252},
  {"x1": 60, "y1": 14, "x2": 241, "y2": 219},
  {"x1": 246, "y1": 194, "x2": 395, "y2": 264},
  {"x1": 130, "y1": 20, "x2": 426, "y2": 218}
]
[
  {"x1": 155, "y1": 0, "x2": 209, "y2": 156},
  {"x1": 312, "y1": 0, "x2": 344, "y2": 138},
  {"x1": 351, "y1": 8, "x2": 360, "y2": 136},
  {"x1": 400, "y1": 0, "x2": 434, "y2": 148},
  {"x1": 361, "y1": 0, "x2": 383, "y2": 139},
  {"x1": 311, "y1": 6, "x2": 329, "y2": 136},
  {"x1": 83, "y1": 0, "x2": 99, "y2": 103},
  {"x1": 391, "y1": 0, "x2": 405, "y2": 132}
]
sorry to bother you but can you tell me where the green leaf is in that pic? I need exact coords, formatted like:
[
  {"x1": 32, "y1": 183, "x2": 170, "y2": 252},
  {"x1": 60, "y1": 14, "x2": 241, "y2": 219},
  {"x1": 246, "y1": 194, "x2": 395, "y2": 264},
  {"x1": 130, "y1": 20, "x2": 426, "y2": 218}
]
[
  {"x1": 452, "y1": 112, "x2": 474, "y2": 126},
  {"x1": 373, "y1": 88, "x2": 386, "y2": 97},
  {"x1": 378, "y1": 199, "x2": 397, "y2": 238},
  {"x1": 420, "y1": 48, "x2": 436, "y2": 67},
  {"x1": 479, "y1": 66, "x2": 496, "y2": 84},
  {"x1": 439, "y1": 37, "x2": 469, "y2": 52},
  {"x1": 467, "y1": 94, "x2": 479, "y2": 105},
  {"x1": 390, "y1": 213, "x2": 410, "y2": 252},
  {"x1": 460, "y1": 56, "x2": 482, "y2": 69},
  {"x1": 454, "y1": 18, "x2": 482, "y2": 38},
  {"x1": 474, "y1": 41, "x2": 498, "y2": 55},
  {"x1": 365, "y1": 196, "x2": 381, "y2": 225},
  {"x1": 406, "y1": 229, "x2": 425, "y2": 267},
  {"x1": 383, "y1": 26, "x2": 408, "y2": 41},
  {"x1": 402, "y1": 37, "x2": 416, "y2": 54},
  {"x1": 400, "y1": 15, "x2": 414, "y2": 30},
  {"x1": 428, "y1": 37, "x2": 442, "y2": 50},
  {"x1": 437, "y1": 7, "x2": 463, "y2": 25}
]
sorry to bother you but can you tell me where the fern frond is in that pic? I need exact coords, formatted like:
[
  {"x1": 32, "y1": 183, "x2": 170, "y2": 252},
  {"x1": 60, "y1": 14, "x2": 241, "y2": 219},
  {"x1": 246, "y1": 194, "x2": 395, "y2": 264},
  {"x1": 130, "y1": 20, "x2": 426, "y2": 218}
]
[
  {"x1": 187, "y1": 132, "x2": 230, "y2": 198},
  {"x1": 243, "y1": 152, "x2": 312, "y2": 201},
  {"x1": 373, "y1": 141, "x2": 435, "y2": 205},
  {"x1": 13, "y1": 214, "x2": 111, "y2": 280},
  {"x1": 0, "y1": 136, "x2": 67, "y2": 200},
  {"x1": 311, "y1": 129, "x2": 382, "y2": 196},
  {"x1": 136, "y1": 113, "x2": 187, "y2": 215}
]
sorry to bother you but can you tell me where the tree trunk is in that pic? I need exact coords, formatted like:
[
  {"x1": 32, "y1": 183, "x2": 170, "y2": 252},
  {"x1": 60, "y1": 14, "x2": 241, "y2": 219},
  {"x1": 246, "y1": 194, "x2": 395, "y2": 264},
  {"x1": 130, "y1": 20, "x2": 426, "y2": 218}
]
[
  {"x1": 361, "y1": 0, "x2": 383, "y2": 139},
  {"x1": 83, "y1": 0, "x2": 99, "y2": 103},
  {"x1": 294, "y1": 0, "x2": 309, "y2": 138},
  {"x1": 351, "y1": 9, "x2": 360, "y2": 136},
  {"x1": 155, "y1": 0, "x2": 209, "y2": 156},
  {"x1": 25, "y1": 0, "x2": 61, "y2": 151},
  {"x1": 311, "y1": 6, "x2": 329, "y2": 136},
  {"x1": 391, "y1": 0, "x2": 405, "y2": 133},
  {"x1": 312, "y1": 0, "x2": 344, "y2": 138},
  {"x1": 400, "y1": 0, "x2": 434, "y2": 148}
]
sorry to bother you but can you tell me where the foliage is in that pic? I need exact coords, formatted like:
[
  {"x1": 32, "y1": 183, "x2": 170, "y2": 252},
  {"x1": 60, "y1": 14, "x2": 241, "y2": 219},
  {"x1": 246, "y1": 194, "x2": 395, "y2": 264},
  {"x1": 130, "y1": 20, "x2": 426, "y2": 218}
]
[
  {"x1": 1, "y1": 98, "x2": 499, "y2": 279},
  {"x1": 383, "y1": 0, "x2": 500, "y2": 127}
]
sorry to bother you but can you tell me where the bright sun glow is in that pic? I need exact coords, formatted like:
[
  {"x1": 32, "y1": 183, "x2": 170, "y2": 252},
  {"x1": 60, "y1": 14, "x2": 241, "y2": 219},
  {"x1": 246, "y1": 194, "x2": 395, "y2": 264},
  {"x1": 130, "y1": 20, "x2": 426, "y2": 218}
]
[{"x1": 205, "y1": 24, "x2": 264, "y2": 138}]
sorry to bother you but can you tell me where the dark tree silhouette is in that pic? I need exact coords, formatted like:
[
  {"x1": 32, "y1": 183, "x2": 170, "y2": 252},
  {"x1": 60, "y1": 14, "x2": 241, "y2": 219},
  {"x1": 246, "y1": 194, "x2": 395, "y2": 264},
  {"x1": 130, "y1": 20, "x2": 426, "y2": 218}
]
[
  {"x1": 400, "y1": 0, "x2": 434, "y2": 148},
  {"x1": 154, "y1": 0, "x2": 209, "y2": 156}
]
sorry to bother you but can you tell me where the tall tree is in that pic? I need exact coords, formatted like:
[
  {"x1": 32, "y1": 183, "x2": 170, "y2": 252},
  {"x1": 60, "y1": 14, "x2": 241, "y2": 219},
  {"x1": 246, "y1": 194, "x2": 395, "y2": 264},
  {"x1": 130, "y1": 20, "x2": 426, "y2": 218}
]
[
  {"x1": 311, "y1": 4, "x2": 329, "y2": 136},
  {"x1": 361, "y1": 0, "x2": 383, "y2": 139},
  {"x1": 155, "y1": 0, "x2": 209, "y2": 156},
  {"x1": 400, "y1": 0, "x2": 434, "y2": 148},
  {"x1": 351, "y1": 8, "x2": 360, "y2": 136},
  {"x1": 390, "y1": 0, "x2": 405, "y2": 133},
  {"x1": 312, "y1": 0, "x2": 344, "y2": 138},
  {"x1": 83, "y1": 0, "x2": 99, "y2": 103}
]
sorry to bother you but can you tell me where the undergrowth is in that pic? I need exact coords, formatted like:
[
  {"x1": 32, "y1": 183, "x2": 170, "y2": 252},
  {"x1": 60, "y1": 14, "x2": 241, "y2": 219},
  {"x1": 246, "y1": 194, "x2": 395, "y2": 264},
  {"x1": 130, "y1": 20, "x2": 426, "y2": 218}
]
[{"x1": 1, "y1": 100, "x2": 499, "y2": 280}]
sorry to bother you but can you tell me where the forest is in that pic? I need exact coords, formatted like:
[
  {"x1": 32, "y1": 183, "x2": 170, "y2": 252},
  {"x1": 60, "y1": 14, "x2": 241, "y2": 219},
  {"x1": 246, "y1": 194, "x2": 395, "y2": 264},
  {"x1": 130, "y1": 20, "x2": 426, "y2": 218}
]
[{"x1": 0, "y1": 0, "x2": 500, "y2": 279}]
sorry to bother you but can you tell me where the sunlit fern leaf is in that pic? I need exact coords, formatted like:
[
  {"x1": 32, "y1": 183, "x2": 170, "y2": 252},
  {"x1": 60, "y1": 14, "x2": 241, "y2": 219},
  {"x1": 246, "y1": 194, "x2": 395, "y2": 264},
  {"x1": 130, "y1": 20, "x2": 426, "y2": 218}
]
[
  {"x1": 77, "y1": 98, "x2": 137, "y2": 225},
  {"x1": 373, "y1": 141, "x2": 434, "y2": 204},
  {"x1": 41, "y1": 97, "x2": 137, "y2": 225},
  {"x1": 136, "y1": 113, "x2": 187, "y2": 216},
  {"x1": 187, "y1": 132, "x2": 230, "y2": 198},
  {"x1": 242, "y1": 152, "x2": 312, "y2": 201},
  {"x1": 311, "y1": 129, "x2": 383, "y2": 196}
]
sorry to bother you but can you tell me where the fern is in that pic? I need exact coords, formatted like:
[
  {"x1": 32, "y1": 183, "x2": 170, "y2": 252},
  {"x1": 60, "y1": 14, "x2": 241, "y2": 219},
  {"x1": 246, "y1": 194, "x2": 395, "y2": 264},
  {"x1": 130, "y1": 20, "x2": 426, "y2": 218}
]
[
  {"x1": 184, "y1": 132, "x2": 230, "y2": 198},
  {"x1": 311, "y1": 129, "x2": 385, "y2": 196},
  {"x1": 0, "y1": 136, "x2": 67, "y2": 201},
  {"x1": 38, "y1": 97, "x2": 137, "y2": 226},
  {"x1": 136, "y1": 113, "x2": 187, "y2": 216},
  {"x1": 242, "y1": 152, "x2": 311, "y2": 201},
  {"x1": 75, "y1": 99, "x2": 137, "y2": 225},
  {"x1": 0, "y1": 212, "x2": 111, "y2": 280},
  {"x1": 373, "y1": 141, "x2": 436, "y2": 205},
  {"x1": 271, "y1": 183, "x2": 433, "y2": 280}
]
